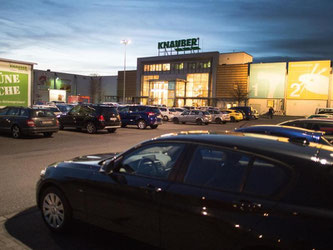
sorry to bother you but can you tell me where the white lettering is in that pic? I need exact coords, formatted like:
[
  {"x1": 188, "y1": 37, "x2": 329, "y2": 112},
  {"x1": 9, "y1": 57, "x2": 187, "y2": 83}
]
[
  {"x1": 0, "y1": 86, "x2": 20, "y2": 95},
  {"x1": 0, "y1": 74, "x2": 20, "y2": 84}
]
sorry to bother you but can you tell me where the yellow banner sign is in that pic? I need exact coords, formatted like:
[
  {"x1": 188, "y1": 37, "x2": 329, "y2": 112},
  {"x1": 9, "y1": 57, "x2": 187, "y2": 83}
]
[{"x1": 287, "y1": 60, "x2": 330, "y2": 99}]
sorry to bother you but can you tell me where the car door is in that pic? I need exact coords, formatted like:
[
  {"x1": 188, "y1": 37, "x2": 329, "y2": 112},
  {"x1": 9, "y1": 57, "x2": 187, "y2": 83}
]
[
  {"x1": 159, "y1": 145, "x2": 285, "y2": 249},
  {"x1": 5, "y1": 107, "x2": 20, "y2": 131},
  {"x1": 60, "y1": 106, "x2": 78, "y2": 127},
  {"x1": 85, "y1": 142, "x2": 187, "y2": 247},
  {"x1": 118, "y1": 106, "x2": 130, "y2": 125},
  {"x1": 75, "y1": 106, "x2": 91, "y2": 128}
]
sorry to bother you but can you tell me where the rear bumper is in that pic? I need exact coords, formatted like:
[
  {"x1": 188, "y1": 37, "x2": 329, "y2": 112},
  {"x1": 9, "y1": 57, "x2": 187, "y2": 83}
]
[
  {"x1": 104, "y1": 125, "x2": 121, "y2": 129},
  {"x1": 22, "y1": 126, "x2": 59, "y2": 135}
]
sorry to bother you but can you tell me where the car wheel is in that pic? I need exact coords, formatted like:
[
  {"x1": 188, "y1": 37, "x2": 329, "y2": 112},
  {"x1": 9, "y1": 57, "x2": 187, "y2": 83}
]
[
  {"x1": 43, "y1": 132, "x2": 53, "y2": 137},
  {"x1": 12, "y1": 125, "x2": 21, "y2": 139},
  {"x1": 86, "y1": 122, "x2": 97, "y2": 134},
  {"x1": 59, "y1": 122, "x2": 64, "y2": 130},
  {"x1": 150, "y1": 125, "x2": 158, "y2": 129},
  {"x1": 41, "y1": 186, "x2": 71, "y2": 233},
  {"x1": 121, "y1": 124, "x2": 127, "y2": 128},
  {"x1": 205, "y1": 122, "x2": 209, "y2": 125},
  {"x1": 163, "y1": 116, "x2": 169, "y2": 121},
  {"x1": 173, "y1": 118, "x2": 179, "y2": 124},
  {"x1": 196, "y1": 119, "x2": 203, "y2": 125},
  {"x1": 215, "y1": 118, "x2": 221, "y2": 124},
  {"x1": 231, "y1": 117, "x2": 236, "y2": 122},
  {"x1": 107, "y1": 128, "x2": 117, "y2": 133},
  {"x1": 182, "y1": 122, "x2": 186, "y2": 124},
  {"x1": 137, "y1": 119, "x2": 147, "y2": 129}
]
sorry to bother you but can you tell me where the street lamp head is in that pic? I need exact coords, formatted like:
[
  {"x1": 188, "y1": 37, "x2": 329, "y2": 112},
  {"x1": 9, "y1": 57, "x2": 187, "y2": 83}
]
[{"x1": 120, "y1": 39, "x2": 131, "y2": 45}]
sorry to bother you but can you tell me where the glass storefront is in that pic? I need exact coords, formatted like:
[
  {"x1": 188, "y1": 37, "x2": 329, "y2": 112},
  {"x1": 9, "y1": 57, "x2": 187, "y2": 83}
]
[{"x1": 141, "y1": 73, "x2": 210, "y2": 107}]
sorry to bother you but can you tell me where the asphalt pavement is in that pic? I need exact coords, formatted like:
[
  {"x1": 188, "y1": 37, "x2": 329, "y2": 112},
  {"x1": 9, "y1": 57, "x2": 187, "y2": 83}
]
[{"x1": 0, "y1": 116, "x2": 300, "y2": 249}]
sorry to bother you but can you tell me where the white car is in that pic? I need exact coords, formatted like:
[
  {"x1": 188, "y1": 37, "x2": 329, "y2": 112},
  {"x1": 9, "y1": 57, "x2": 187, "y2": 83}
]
[
  {"x1": 209, "y1": 110, "x2": 231, "y2": 124},
  {"x1": 159, "y1": 107, "x2": 175, "y2": 121}
]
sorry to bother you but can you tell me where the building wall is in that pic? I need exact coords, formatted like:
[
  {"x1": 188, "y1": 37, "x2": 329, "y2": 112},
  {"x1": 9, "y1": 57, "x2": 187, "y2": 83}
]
[
  {"x1": 33, "y1": 70, "x2": 117, "y2": 104},
  {"x1": 215, "y1": 64, "x2": 249, "y2": 102},
  {"x1": 286, "y1": 100, "x2": 327, "y2": 116},
  {"x1": 219, "y1": 52, "x2": 253, "y2": 65},
  {"x1": 117, "y1": 70, "x2": 137, "y2": 103}
]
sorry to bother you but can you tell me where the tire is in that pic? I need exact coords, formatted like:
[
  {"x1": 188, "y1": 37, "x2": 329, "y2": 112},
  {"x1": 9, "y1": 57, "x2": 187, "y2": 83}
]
[
  {"x1": 196, "y1": 119, "x2": 203, "y2": 125},
  {"x1": 121, "y1": 124, "x2": 127, "y2": 128},
  {"x1": 222, "y1": 121, "x2": 226, "y2": 124},
  {"x1": 137, "y1": 119, "x2": 147, "y2": 129},
  {"x1": 231, "y1": 117, "x2": 236, "y2": 122},
  {"x1": 43, "y1": 132, "x2": 53, "y2": 137},
  {"x1": 150, "y1": 125, "x2": 158, "y2": 129},
  {"x1": 204, "y1": 122, "x2": 209, "y2": 125},
  {"x1": 182, "y1": 122, "x2": 186, "y2": 124},
  {"x1": 11, "y1": 125, "x2": 21, "y2": 139},
  {"x1": 40, "y1": 186, "x2": 72, "y2": 233},
  {"x1": 173, "y1": 118, "x2": 179, "y2": 124},
  {"x1": 86, "y1": 122, "x2": 97, "y2": 134},
  {"x1": 163, "y1": 116, "x2": 169, "y2": 121},
  {"x1": 107, "y1": 128, "x2": 117, "y2": 133},
  {"x1": 215, "y1": 118, "x2": 222, "y2": 124}
]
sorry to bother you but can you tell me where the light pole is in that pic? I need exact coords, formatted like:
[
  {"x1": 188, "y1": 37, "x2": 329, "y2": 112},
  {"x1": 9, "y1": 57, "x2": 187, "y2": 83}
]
[{"x1": 121, "y1": 39, "x2": 130, "y2": 103}]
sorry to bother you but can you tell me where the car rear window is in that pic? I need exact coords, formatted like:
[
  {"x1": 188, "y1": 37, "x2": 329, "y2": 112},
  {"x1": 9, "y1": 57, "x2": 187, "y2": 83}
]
[
  {"x1": 99, "y1": 107, "x2": 118, "y2": 115},
  {"x1": 32, "y1": 110, "x2": 55, "y2": 117},
  {"x1": 147, "y1": 107, "x2": 161, "y2": 113},
  {"x1": 160, "y1": 108, "x2": 167, "y2": 111}
]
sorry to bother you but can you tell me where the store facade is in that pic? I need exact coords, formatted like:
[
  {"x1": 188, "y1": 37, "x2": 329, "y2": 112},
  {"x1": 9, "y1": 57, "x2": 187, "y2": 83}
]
[{"x1": 136, "y1": 52, "x2": 220, "y2": 107}]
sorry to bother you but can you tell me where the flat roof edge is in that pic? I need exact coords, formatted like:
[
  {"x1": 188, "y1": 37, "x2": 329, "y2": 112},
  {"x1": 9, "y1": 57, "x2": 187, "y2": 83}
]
[{"x1": 0, "y1": 57, "x2": 37, "y2": 65}]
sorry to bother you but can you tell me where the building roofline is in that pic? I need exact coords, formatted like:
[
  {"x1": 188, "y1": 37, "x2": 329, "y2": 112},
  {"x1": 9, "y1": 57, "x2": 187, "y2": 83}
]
[
  {"x1": 0, "y1": 57, "x2": 37, "y2": 65},
  {"x1": 219, "y1": 51, "x2": 253, "y2": 57}
]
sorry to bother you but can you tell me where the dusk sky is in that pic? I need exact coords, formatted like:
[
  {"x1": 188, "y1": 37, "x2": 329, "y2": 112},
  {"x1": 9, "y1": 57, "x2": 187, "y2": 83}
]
[{"x1": 1, "y1": 0, "x2": 332, "y2": 75}]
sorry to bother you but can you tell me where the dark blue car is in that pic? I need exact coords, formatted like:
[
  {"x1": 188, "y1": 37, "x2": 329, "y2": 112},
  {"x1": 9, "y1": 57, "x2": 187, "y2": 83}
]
[
  {"x1": 118, "y1": 105, "x2": 162, "y2": 129},
  {"x1": 235, "y1": 125, "x2": 332, "y2": 145}
]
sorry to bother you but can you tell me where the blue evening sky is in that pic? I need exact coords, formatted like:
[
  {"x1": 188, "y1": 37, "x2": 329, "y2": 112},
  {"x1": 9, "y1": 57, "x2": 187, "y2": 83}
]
[{"x1": 0, "y1": 0, "x2": 332, "y2": 75}]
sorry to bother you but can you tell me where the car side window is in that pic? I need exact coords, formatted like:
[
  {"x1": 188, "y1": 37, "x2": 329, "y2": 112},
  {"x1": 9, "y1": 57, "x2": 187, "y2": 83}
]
[
  {"x1": 244, "y1": 158, "x2": 289, "y2": 196},
  {"x1": 118, "y1": 143, "x2": 185, "y2": 179},
  {"x1": 70, "y1": 106, "x2": 81, "y2": 115},
  {"x1": 118, "y1": 106, "x2": 129, "y2": 112},
  {"x1": 20, "y1": 109, "x2": 29, "y2": 117},
  {"x1": 184, "y1": 146, "x2": 250, "y2": 192},
  {"x1": 0, "y1": 108, "x2": 9, "y2": 115},
  {"x1": 7, "y1": 108, "x2": 20, "y2": 116},
  {"x1": 129, "y1": 106, "x2": 139, "y2": 112}
]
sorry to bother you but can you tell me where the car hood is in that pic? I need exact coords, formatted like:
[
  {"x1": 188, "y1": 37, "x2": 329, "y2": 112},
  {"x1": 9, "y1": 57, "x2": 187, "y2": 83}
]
[{"x1": 65, "y1": 152, "x2": 119, "y2": 165}]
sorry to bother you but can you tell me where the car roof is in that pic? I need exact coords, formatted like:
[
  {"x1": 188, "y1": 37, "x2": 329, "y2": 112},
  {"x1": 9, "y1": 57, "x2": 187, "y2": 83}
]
[
  {"x1": 151, "y1": 131, "x2": 333, "y2": 164},
  {"x1": 280, "y1": 119, "x2": 333, "y2": 124},
  {"x1": 236, "y1": 125, "x2": 325, "y2": 135}
]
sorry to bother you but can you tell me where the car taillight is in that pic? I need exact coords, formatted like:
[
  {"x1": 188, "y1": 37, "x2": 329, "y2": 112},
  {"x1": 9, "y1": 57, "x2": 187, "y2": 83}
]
[
  {"x1": 99, "y1": 115, "x2": 105, "y2": 122},
  {"x1": 146, "y1": 112, "x2": 155, "y2": 116},
  {"x1": 27, "y1": 120, "x2": 35, "y2": 127}
]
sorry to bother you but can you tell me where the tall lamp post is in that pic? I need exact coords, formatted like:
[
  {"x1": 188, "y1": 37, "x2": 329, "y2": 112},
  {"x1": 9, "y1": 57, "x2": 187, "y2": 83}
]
[{"x1": 121, "y1": 39, "x2": 130, "y2": 103}]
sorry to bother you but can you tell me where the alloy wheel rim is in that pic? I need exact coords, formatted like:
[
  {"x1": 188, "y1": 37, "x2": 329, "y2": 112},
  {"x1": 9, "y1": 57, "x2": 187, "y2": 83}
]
[
  {"x1": 87, "y1": 123, "x2": 94, "y2": 133},
  {"x1": 12, "y1": 127, "x2": 20, "y2": 137},
  {"x1": 139, "y1": 121, "x2": 145, "y2": 129},
  {"x1": 42, "y1": 193, "x2": 64, "y2": 228}
]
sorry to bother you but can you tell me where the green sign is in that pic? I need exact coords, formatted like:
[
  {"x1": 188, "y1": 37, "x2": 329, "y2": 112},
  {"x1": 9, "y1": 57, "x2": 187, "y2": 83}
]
[
  {"x1": 249, "y1": 63, "x2": 286, "y2": 99},
  {"x1": 158, "y1": 38, "x2": 200, "y2": 51},
  {"x1": 0, "y1": 70, "x2": 29, "y2": 106}
]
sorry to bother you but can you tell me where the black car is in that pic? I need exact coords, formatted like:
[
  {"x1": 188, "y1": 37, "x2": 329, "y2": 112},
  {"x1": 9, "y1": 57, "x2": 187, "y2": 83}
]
[
  {"x1": 58, "y1": 104, "x2": 121, "y2": 134},
  {"x1": 118, "y1": 105, "x2": 162, "y2": 129},
  {"x1": 0, "y1": 106, "x2": 59, "y2": 138},
  {"x1": 36, "y1": 132, "x2": 333, "y2": 249},
  {"x1": 279, "y1": 118, "x2": 333, "y2": 141}
]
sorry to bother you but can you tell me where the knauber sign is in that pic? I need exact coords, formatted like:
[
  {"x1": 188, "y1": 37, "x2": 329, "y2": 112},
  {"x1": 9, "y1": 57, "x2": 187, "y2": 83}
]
[{"x1": 158, "y1": 38, "x2": 200, "y2": 52}]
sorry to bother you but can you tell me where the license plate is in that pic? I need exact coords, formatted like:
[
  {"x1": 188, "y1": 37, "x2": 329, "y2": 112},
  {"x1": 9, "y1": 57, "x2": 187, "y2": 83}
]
[
  {"x1": 42, "y1": 121, "x2": 52, "y2": 125},
  {"x1": 110, "y1": 117, "x2": 117, "y2": 121}
]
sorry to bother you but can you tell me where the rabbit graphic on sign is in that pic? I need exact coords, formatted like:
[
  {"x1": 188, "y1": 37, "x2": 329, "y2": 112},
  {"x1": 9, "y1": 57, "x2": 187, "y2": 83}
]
[{"x1": 290, "y1": 63, "x2": 329, "y2": 98}]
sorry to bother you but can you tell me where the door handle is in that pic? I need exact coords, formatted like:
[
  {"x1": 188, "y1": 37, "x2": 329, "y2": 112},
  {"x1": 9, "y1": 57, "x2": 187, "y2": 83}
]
[{"x1": 146, "y1": 184, "x2": 163, "y2": 193}]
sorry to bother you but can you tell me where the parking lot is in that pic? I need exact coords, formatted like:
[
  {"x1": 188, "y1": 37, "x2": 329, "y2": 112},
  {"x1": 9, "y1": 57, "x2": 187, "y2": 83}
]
[{"x1": 0, "y1": 116, "x2": 299, "y2": 250}]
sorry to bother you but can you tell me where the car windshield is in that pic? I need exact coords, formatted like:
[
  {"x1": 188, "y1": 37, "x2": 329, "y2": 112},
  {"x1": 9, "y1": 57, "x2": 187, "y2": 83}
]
[
  {"x1": 32, "y1": 109, "x2": 55, "y2": 117},
  {"x1": 57, "y1": 105, "x2": 73, "y2": 112}
]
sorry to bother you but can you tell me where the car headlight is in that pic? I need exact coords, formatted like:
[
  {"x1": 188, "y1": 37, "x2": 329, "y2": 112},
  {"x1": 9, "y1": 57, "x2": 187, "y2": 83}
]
[{"x1": 40, "y1": 168, "x2": 47, "y2": 177}]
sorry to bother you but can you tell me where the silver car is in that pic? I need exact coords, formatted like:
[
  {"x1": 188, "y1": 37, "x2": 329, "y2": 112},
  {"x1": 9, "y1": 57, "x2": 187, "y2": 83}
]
[
  {"x1": 173, "y1": 110, "x2": 212, "y2": 125},
  {"x1": 209, "y1": 110, "x2": 231, "y2": 124}
]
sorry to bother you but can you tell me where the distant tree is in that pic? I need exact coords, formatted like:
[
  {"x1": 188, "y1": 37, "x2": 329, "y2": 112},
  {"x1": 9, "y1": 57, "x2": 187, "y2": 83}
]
[{"x1": 231, "y1": 82, "x2": 250, "y2": 106}]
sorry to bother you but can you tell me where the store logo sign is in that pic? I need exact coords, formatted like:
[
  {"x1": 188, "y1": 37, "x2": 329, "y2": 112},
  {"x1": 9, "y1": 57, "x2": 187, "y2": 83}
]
[{"x1": 158, "y1": 38, "x2": 200, "y2": 52}]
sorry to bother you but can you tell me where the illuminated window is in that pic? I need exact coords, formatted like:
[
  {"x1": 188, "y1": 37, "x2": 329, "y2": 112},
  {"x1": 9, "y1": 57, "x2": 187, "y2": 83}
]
[
  {"x1": 144, "y1": 65, "x2": 149, "y2": 72},
  {"x1": 141, "y1": 75, "x2": 159, "y2": 96},
  {"x1": 163, "y1": 64, "x2": 170, "y2": 71},
  {"x1": 156, "y1": 64, "x2": 162, "y2": 71},
  {"x1": 176, "y1": 80, "x2": 185, "y2": 97},
  {"x1": 186, "y1": 73, "x2": 209, "y2": 98}
]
